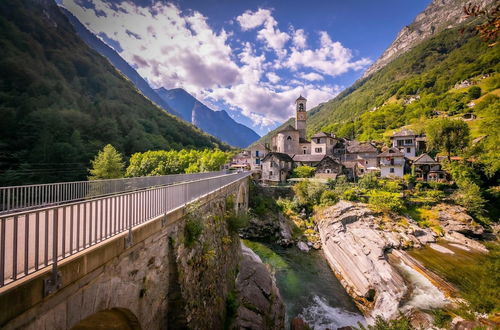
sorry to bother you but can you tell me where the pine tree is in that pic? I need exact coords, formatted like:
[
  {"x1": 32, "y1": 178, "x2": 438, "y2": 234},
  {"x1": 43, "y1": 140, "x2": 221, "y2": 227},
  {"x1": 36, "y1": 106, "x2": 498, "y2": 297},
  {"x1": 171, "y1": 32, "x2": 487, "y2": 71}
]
[{"x1": 88, "y1": 144, "x2": 125, "y2": 180}]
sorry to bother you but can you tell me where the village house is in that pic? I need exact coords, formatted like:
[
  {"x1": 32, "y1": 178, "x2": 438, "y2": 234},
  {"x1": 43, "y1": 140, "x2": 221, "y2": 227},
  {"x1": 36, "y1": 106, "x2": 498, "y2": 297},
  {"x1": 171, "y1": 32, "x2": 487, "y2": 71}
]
[
  {"x1": 310, "y1": 132, "x2": 337, "y2": 155},
  {"x1": 292, "y1": 154, "x2": 325, "y2": 167},
  {"x1": 314, "y1": 156, "x2": 345, "y2": 179},
  {"x1": 344, "y1": 141, "x2": 379, "y2": 174},
  {"x1": 271, "y1": 96, "x2": 309, "y2": 155},
  {"x1": 261, "y1": 152, "x2": 294, "y2": 183},
  {"x1": 390, "y1": 128, "x2": 426, "y2": 158},
  {"x1": 377, "y1": 147, "x2": 406, "y2": 178},
  {"x1": 412, "y1": 153, "x2": 447, "y2": 181},
  {"x1": 248, "y1": 143, "x2": 269, "y2": 170},
  {"x1": 229, "y1": 150, "x2": 251, "y2": 170}
]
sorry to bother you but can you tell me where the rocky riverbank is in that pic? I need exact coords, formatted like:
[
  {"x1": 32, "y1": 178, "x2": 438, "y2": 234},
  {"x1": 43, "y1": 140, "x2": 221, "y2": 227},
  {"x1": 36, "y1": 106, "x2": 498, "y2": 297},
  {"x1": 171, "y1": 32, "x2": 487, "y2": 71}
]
[{"x1": 316, "y1": 201, "x2": 490, "y2": 324}]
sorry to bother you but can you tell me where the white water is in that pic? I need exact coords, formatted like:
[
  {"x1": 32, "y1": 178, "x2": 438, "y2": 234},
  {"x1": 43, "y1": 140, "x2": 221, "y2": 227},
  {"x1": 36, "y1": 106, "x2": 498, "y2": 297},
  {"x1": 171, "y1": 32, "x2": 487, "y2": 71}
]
[
  {"x1": 298, "y1": 295, "x2": 366, "y2": 330},
  {"x1": 397, "y1": 262, "x2": 448, "y2": 311}
]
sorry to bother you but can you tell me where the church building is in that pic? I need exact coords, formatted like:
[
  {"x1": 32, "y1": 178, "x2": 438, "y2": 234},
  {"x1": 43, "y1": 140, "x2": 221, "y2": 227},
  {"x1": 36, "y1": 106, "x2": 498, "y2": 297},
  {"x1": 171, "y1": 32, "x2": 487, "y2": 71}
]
[{"x1": 271, "y1": 95, "x2": 310, "y2": 155}]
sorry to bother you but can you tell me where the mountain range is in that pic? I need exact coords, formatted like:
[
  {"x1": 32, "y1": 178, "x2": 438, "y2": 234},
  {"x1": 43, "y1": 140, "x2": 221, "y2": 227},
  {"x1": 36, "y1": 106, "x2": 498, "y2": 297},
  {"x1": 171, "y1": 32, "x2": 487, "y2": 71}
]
[{"x1": 61, "y1": 8, "x2": 259, "y2": 148}]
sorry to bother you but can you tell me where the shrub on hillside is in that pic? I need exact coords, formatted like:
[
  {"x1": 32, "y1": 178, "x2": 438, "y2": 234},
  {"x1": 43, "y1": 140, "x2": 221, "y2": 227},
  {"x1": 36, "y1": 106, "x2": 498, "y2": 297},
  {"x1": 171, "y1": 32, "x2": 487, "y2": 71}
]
[
  {"x1": 293, "y1": 180, "x2": 326, "y2": 207},
  {"x1": 320, "y1": 190, "x2": 339, "y2": 206},
  {"x1": 293, "y1": 165, "x2": 316, "y2": 178},
  {"x1": 358, "y1": 172, "x2": 380, "y2": 189},
  {"x1": 185, "y1": 217, "x2": 203, "y2": 247},
  {"x1": 368, "y1": 190, "x2": 404, "y2": 213},
  {"x1": 452, "y1": 180, "x2": 486, "y2": 215}
]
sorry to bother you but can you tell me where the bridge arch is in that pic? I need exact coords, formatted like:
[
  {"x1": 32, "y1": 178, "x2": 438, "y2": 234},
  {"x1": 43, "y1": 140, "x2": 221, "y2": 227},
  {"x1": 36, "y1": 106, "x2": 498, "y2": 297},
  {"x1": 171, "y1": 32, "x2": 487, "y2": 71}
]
[
  {"x1": 235, "y1": 180, "x2": 248, "y2": 212},
  {"x1": 71, "y1": 308, "x2": 141, "y2": 330}
]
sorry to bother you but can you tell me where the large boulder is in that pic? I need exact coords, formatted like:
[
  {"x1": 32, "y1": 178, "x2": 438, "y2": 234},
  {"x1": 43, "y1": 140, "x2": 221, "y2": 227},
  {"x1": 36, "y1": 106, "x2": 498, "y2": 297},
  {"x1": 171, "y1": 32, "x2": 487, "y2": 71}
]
[
  {"x1": 233, "y1": 243, "x2": 285, "y2": 330},
  {"x1": 433, "y1": 204, "x2": 484, "y2": 237},
  {"x1": 317, "y1": 201, "x2": 408, "y2": 320}
]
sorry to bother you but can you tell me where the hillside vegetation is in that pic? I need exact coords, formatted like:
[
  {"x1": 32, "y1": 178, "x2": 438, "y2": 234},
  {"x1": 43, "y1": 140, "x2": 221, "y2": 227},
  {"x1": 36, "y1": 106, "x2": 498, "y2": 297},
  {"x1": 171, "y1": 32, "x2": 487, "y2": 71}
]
[{"x1": 0, "y1": 0, "x2": 226, "y2": 185}]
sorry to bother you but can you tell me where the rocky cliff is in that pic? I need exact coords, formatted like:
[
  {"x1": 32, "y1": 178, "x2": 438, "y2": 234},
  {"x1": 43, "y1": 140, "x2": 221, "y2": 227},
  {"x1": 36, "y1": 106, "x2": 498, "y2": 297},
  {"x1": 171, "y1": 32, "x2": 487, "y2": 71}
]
[{"x1": 363, "y1": 0, "x2": 496, "y2": 78}]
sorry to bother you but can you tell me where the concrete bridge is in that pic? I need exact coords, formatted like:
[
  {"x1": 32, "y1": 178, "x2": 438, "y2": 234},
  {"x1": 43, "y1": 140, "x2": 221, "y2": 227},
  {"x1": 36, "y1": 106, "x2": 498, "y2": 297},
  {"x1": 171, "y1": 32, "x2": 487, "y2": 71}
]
[{"x1": 0, "y1": 171, "x2": 250, "y2": 329}]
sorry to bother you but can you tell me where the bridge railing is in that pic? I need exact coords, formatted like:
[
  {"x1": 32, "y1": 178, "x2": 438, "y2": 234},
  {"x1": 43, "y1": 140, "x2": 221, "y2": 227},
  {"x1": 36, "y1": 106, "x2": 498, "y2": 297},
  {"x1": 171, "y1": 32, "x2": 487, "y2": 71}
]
[
  {"x1": 0, "y1": 170, "x2": 229, "y2": 215},
  {"x1": 0, "y1": 171, "x2": 250, "y2": 289}
]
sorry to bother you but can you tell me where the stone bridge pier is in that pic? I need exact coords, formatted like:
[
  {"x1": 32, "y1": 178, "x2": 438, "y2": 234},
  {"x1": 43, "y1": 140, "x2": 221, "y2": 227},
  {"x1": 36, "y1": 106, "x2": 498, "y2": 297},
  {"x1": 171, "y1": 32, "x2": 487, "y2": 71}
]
[{"x1": 0, "y1": 178, "x2": 249, "y2": 330}]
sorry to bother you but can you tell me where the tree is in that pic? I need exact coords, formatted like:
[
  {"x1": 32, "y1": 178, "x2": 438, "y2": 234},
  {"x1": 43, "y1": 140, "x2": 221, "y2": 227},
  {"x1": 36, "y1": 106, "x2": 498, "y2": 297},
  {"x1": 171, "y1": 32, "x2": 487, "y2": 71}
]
[
  {"x1": 468, "y1": 86, "x2": 482, "y2": 99},
  {"x1": 88, "y1": 144, "x2": 125, "y2": 180},
  {"x1": 426, "y1": 119, "x2": 471, "y2": 160},
  {"x1": 293, "y1": 165, "x2": 316, "y2": 178}
]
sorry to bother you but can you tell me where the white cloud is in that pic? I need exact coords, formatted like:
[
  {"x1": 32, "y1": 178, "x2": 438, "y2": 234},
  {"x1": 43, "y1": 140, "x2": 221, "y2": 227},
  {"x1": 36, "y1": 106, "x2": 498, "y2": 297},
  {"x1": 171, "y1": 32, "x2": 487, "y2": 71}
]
[
  {"x1": 293, "y1": 29, "x2": 307, "y2": 49},
  {"x1": 62, "y1": 0, "x2": 240, "y2": 93},
  {"x1": 266, "y1": 72, "x2": 280, "y2": 83},
  {"x1": 236, "y1": 8, "x2": 289, "y2": 56},
  {"x1": 286, "y1": 31, "x2": 371, "y2": 77},
  {"x1": 299, "y1": 72, "x2": 324, "y2": 81}
]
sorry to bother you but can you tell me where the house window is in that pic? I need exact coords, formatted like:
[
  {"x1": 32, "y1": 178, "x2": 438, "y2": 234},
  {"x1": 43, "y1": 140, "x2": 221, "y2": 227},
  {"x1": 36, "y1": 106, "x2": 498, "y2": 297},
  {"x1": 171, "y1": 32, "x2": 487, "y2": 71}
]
[
  {"x1": 256, "y1": 159, "x2": 260, "y2": 165},
  {"x1": 270, "y1": 162, "x2": 274, "y2": 167},
  {"x1": 287, "y1": 136, "x2": 292, "y2": 141},
  {"x1": 303, "y1": 150, "x2": 306, "y2": 154},
  {"x1": 326, "y1": 169, "x2": 331, "y2": 173},
  {"x1": 397, "y1": 140, "x2": 404, "y2": 147},
  {"x1": 365, "y1": 161, "x2": 368, "y2": 165},
  {"x1": 406, "y1": 148, "x2": 411, "y2": 153},
  {"x1": 316, "y1": 138, "x2": 321, "y2": 143},
  {"x1": 404, "y1": 139, "x2": 413, "y2": 145},
  {"x1": 315, "y1": 148, "x2": 322, "y2": 153},
  {"x1": 390, "y1": 158, "x2": 394, "y2": 165},
  {"x1": 390, "y1": 168, "x2": 395, "y2": 173},
  {"x1": 269, "y1": 171, "x2": 273, "y2": 176},
  {"x1": 255, "y1": 150, "x2": 259, "y2": 157}
]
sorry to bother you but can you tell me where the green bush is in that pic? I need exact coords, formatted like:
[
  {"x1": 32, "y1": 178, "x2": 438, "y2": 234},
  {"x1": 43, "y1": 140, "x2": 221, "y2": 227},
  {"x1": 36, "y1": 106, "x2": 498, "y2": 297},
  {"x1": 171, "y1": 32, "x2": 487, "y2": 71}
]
[
  {"x1": 185, "y1": 217, "x2": 204, "y2": 247},
  {"x1": 432, "y1": 309, "x2": 451, "y2": 328},
  {"x1": 226, "y1": 212, "x2": 250, "y2": 233},
  {"x1": 292, "y1": 180, "x2": 326, "y2": 207},
  {"x1": 468, "y1": 86, "x2": 481, "y2": 99},
  {"x1": 293, "y1": 165, "x2": 316, "y2": 178},
  {"x1": 342, "y1": 188, "x2": 361, "y2": 201},
  {"x1": 368, "y1": 190, "x2": 404, "y2": 212},
  {"x1": 453, "y1": 180, "x2": 486, "y2": 215},
  {"x1": 358, "y1": 172, "x2": 380, "y2": 189},
  {"x1": 320, "y1": 190, "x2": 339, "y2": 206}
]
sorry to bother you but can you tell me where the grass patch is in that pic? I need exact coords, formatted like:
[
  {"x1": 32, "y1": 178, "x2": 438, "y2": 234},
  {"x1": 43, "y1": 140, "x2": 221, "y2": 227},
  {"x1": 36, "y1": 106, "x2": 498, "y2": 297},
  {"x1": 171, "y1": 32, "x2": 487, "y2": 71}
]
[{"x1": 184, "y1": 217, "x2": 203, "y2": 248}]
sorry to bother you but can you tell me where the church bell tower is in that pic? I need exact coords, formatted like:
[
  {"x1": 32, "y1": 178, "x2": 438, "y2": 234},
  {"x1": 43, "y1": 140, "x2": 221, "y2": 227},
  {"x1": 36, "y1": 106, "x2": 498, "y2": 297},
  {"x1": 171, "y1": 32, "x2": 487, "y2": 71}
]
[{"x1": 295, "y1": 95, "x2": 307, "y2": 139}]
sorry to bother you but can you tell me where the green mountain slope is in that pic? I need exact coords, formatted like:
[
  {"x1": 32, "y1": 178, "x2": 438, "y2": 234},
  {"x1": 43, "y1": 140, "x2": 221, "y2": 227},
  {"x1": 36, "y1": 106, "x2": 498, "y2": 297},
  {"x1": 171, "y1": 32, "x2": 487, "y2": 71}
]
[
  {"x1": 0, "y1": 0, "x2": 227, "y2": 185},
  {"x1": 255, "y1": 24, "x2": 499, "y2": 146}
]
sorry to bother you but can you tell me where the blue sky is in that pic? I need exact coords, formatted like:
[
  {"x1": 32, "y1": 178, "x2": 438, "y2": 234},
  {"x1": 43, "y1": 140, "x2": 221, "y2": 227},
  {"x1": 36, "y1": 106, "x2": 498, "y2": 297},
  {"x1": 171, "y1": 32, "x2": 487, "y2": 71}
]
[{"x1": 61, "y1": 0, "x2": 431, "y2": 136}]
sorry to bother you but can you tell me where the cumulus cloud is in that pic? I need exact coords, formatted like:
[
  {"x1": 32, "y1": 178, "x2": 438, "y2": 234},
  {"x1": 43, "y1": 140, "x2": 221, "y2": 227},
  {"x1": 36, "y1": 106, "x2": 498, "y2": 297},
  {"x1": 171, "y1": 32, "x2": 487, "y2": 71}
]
[
  {"x1": 292, "y1": 29, "x2": 307, "y2": 49},
  {"x1": 266, "y1": 72, "x2": 280, "y2": 83},
  {"x1": 62, "y1": 0, "x2": 239, "y2": 92},
  {"x1": 236, "y1": 8, "x2": 289, "y2": 56},
  {"x1": 286, "y1": 31, "x2": 372, "y2": 77},
  {"x1": 62, "y1": 1, "x2": 369, "y2": 131},
  {"x1": 299, "y1": 72, "x2": 324, "y2": 81}
]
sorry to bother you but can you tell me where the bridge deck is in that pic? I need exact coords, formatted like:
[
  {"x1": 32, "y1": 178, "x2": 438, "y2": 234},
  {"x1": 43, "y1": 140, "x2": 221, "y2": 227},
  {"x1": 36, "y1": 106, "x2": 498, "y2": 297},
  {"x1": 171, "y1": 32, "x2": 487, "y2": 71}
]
[{"x1": 0, "y1": 171, "x2": 250, "y2": 289}]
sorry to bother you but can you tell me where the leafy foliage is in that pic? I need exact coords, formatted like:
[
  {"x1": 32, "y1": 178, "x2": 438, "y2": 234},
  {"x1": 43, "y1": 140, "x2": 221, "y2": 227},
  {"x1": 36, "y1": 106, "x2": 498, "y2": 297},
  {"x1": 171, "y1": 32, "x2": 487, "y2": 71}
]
[
  {"x1": 368, "y1": 190, "x2": 404, "y2": 213},
  {"x1": 293, "y1": 165, "x2": 316, "y2": 178},
  {"x1": 88, "y1": 144, "x2": 124, "y2": 180},
  {"x1": 425, "y1": 118, "x2": 471, "y2": 159},
  {"x1": 125, "y1": 149, "x2": 232, "y2": 177},
  {"x1": 185, "y1": 216, "x2": 204, "y2": 248},
  {"x1": 0, "y1": 0, "x2": 226, "y2": 185},
  {"x1": 356, "y1": 314, "x2": 413, "y2": 330}
]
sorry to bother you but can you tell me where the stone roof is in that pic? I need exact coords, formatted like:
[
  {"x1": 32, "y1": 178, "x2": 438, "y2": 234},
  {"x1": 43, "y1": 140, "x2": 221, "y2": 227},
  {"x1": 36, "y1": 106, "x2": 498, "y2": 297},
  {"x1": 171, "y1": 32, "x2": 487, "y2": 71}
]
[
  {"x1": 413, "y1": 153, "x2": 438, "y2": 165},
  {"x1": 262, "y1": 152, "x2": 293, "y2": 163},
  {"x1": 377, "y1": 147, "x2": 405, "y2": 158},
  {"x1": 347, "y1": 142, "x2": 378, "y2": 154},
  {"x1": 391, "y1": 128, "x2": 416, "y2": 137},
  {"x1": 248, "y1": 143, "x2": 269, "y2": 151},
  {"x1": 342, "y1": 161, "x2": 358, "y2": 169},
  {"x1": 296, "y1": 95, "x2": 306, "y2": 102},
  {"x1": 311, "y1": 132, "x2": 333, "y2": 138},
  {"x1": 292, "y1": 154, "x2": 325, "y2": 162},
  {"x1": 277, "y1": 125, "x2": 297, "y2": 134},
  {"x1": 317, "y1": 156, "x2": 342, "y2": 165}
]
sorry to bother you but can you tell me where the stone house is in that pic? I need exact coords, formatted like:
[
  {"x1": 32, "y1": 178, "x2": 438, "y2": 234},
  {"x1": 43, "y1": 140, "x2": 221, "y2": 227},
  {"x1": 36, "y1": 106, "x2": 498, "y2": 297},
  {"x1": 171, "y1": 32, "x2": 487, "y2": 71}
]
[
  {"x1": 378, "y1": 147, "x2": 406, "y2": 178},
  {"x1": 391, "y1": 129, "x2": 418, "y2": 158},
  {"x1": 248, "y1": 143, "x2": 269, "y2": 170},
  {"x1": 345, "y1": 141, "x2": 379, "y2": 174},
  {"x1": 412, "y1": 153, "x2": 446, "y2": 181},
  {"x1": 271, "y1": 125, "x2": 300, "y2": 155},
  {"x1": 261, "y1": 152, "x2": 294, "y2": 183},
  {"x1": 314, "y1": 156, "x2": 345, "y2": 179},
  {"x1": 310, "y1": 132, "x2": 338, "y2": 155}
]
